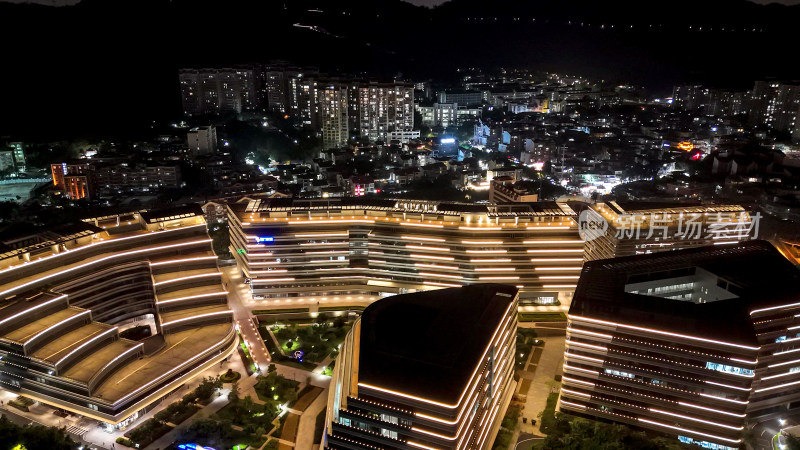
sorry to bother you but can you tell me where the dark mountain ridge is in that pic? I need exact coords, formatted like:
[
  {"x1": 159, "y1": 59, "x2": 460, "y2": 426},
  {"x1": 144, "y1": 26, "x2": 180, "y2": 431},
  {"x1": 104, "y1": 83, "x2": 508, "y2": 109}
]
[{"x1": 1, "y1": 0, "x2": 796, "y2": 139}]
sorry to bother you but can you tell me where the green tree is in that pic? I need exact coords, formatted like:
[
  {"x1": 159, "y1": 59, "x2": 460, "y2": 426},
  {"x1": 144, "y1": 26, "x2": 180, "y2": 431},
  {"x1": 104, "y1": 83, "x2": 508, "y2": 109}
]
[{"x1": 194, "y1": 375, "x2": 222, "y2": 401}]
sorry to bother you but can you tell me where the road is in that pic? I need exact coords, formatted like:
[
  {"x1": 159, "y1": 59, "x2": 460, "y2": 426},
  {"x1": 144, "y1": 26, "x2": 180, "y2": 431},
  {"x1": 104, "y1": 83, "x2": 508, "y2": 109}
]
[
  {"x1": 515, "y1": 432, "x2": 543, "y2": 450},
  {"x1": 221, "y1": 265, "x2": 330, "y2": 388},
  {"x1": 222, "y1": 265, "x2": 272, "y2": 372}
]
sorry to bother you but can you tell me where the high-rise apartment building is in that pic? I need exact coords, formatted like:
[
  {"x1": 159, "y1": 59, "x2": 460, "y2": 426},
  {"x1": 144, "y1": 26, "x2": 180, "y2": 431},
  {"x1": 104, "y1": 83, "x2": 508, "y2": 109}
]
[
  {"x1": 582, "y1": 202, "x2": 755, "y2": 261},
  {"x1": 320, "y1": 82, "x2": 350, "y2": 149},
  {"x1": 359, "y1": 82, "x2": 415, "y2": 142},
  {"x1": 179, "y1": 67, "x2": 259, "y2": 116},
  {"x1": 227, "y1": 197, "x2": 581, "y2": 307},
  {"x1": 560, "y1": 241, "x2": 800, "y2": 450},
  {"x1": 707, "y1": 89, "x2": 745, "y2": 117},
  {"x1": 263, "y1": 62, "x2": 306, "y2": 113},
  {"x1": 324, "y1": 284, "x2": 518, "y2": 449},
  {"x1": 672, "y1": 85, "x2": 709, "y2": 111},
  {"x1": 0, "y1": 206, "x2": 235, "y2": 427},
  {"x1": 289, "y1": 73, "x2": 321, "y2": 129},
  {"x1": 748, "y1": 81, "x2": 800, "y2": 132}
]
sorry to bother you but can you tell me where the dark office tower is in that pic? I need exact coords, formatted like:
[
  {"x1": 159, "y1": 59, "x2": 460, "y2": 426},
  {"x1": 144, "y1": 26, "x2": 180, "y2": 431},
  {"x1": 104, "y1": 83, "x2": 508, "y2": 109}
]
[
  {"x1": 324, "y1": 284, "x2": 519, "y2": 449},
  {"x1": 560, "y1": 241, "x2": 800, "y2": 450}
]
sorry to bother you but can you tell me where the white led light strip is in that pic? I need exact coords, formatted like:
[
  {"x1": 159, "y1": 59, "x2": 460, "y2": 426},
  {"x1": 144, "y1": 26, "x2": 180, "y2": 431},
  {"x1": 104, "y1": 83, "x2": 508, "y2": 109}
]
[
  {"x1": 156, "y1": 292, "x2": 227, "y2": 305},
  {"x1": 569, "y1": 315, "x2": 760, "y2": 351},
  {"x1": 54, "y1": 327, "x2": 119, "y2": 367},
  {"x1": 0, "y1": 239, "x2": 212, "y2": 298}
]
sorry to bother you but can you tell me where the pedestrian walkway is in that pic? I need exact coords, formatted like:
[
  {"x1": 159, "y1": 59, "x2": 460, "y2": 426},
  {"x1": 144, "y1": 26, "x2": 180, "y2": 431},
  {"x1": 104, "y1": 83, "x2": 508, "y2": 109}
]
[
  {"x1": 519, "y1": 336, "x2": 565, "y2": 435},
  {"x1": 295, "y1": 389, "x2": 327, "y2": 450},
  {"x1": 65, "y1": 424, "x2": 89, "y2": 437},
  {"x1": 143, "y1": 386, "x2": 234, "y2": 450}
]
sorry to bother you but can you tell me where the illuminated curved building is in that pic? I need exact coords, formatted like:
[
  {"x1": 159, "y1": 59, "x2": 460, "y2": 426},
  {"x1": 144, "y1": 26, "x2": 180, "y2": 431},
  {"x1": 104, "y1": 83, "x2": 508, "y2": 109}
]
[
  {"x1": 0, "y1": 205, "x2": 235, "y2": 427},
  {"x1": 560, "y1": 241, "x2": 800, "y2": 449},
  {"x1": 323, "y1": 284, "x2": 518, "y2": 449},
  {"x1": 227, "y1": 198, "x2": 582, "y2": 307}
]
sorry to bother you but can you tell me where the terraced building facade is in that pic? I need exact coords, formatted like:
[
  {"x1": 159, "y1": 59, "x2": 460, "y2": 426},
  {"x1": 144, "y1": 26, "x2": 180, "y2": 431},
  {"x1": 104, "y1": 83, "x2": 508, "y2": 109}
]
[
  {"x1": 227, "y1": 198, "x2": 582, "y2": 307},
  {"x1": 0, "y1": 205, "x2": 235, "y2": 427},
  {"x1": 560, "y1": 241, "x2": 800, "y2": 449}
]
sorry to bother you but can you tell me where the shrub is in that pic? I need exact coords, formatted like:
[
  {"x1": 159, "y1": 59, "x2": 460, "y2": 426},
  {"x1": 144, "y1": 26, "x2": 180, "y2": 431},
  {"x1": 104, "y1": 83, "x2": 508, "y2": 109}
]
[
  {"x1": 220, "y1": 368, "x2": 242, "y2": 383},
  {"x1": 116, "y1": 437, "x2": 135, "y2": 447},
  {"x1": 554, "y1": 374, "x2": 562, "y2": 382}
]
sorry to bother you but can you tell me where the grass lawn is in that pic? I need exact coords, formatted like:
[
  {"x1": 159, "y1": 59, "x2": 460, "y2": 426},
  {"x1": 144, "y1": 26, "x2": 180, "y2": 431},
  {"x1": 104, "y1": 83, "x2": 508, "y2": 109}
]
[
  {"x1": 321, "y1": 359, "x2": 335, "y2": 376},
  {"x1": 519, "y1": 312, "x2": 567, "y2": 322},
  {"x1": 272, "y1": 321, "x2": 351, "y2": 364},
  {"x1": 261, "y1": 332, "x2": 317, "y2": 370},
  {"x1": 262, "y1": 318, "x2": 352, "y2": 370}
]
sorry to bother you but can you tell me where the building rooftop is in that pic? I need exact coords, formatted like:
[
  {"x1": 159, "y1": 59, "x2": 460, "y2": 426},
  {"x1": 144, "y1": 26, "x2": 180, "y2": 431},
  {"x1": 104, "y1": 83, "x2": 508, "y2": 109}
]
[
  {"x1": 234, "y1": 197, "x2": 575, "y2": 217},
  {"x1": 570, "y1": 240, "x2": 800, "y2": 346},
  {"x1": 140, "y1": 204, "x2": 204, "y2": 224},
  {"x1": 2, "y1": 307, "x2": 87, "y2": 345},
  {"x1": 358, "y1": 284, "x2": 517, "y2": 404},
  {"x1": 607, "y1": 200, "x2": 744, "y2": 215},
  {"x1": 92, "y1": 323, "x2": 232, "y2": 402}
]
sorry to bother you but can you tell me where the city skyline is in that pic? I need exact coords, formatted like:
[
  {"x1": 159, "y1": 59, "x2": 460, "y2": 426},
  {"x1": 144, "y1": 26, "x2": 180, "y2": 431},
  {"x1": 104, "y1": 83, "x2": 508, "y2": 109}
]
[{"x1": 2, "y1": 0, "x2": 800, "y2": 449}]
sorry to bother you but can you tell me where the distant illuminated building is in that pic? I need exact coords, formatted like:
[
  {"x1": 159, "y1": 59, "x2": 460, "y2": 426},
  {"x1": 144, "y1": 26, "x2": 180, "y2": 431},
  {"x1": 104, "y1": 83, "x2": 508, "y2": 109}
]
[
  {"x1": 488, "y1": 176, "x2": 538, "y2": 203},
  {"x1": 358, "y1": 82, "x2": 415, "y2": 142},
  {"x1": 321, "y1": 82, "x2": 350, "y2": 149},
  {"x1": 179, "y1": 67, "x2": 259, "y2": 116},
  {"x1": 561, "y1": 241, "x2": 800, "y2": 449},
  {"x1": 187, "y1": 126, "x2": 217, "y2": 156},
  {"x1": 324, "y1": 284, "x2": 518, "y2": 449},
  {"x1": 64, "y1": 174, "x2": 93, "y2": 200},
  {"x1": 582, "y1": 202, "x2": 755, "y2": 261}
]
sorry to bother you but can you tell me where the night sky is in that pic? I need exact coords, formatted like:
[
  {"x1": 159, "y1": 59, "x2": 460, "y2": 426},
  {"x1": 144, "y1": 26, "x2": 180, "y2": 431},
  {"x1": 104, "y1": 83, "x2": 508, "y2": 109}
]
[
  {"x1": 2, "y1": 0, "x2": 799, "y2": 5},
  {"x1": 403, "y1": 0, "x2": 799, "y2": 5}
]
